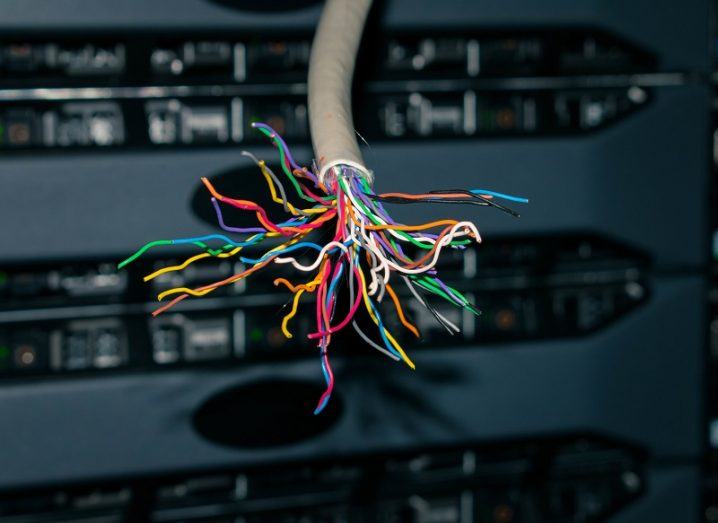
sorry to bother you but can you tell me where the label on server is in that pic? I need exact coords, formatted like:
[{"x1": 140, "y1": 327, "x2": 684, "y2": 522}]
[{"x1": 0, "y1": 101, "x2": 125, "y2": 149}]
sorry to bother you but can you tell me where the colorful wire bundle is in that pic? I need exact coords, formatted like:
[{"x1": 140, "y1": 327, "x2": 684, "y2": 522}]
[{"x1": 119, "y1": 122, "x2": 528, "y2": 414}]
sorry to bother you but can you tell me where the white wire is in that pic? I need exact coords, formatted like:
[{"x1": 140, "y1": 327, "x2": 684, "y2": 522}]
[
  {"x1": 401, "y1": 275, "x2": 461, "y2": 333},
  {"x1": 274, "y1": 241, "x2": 350, "y2": 272}
]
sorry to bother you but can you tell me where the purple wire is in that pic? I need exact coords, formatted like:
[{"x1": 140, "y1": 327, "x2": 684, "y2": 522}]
[
  {"x1": 251, "y1": 122, "x2": 319, "y2": 186},
  {"x1": 342, "y1": 168, "x2": 453, "y2": 276},
  {"x1": 211, "y1": 198, "x2": 268, "y2": 234},
  {"x1": 348, "y1": 175, "x2": 444, "y2": 267},
  {"x1": 346, "y1": 175, "x2": 409, "y2": 261},
  {"x1": 350, "y1": 176, "x2": 397, "y2": 224},
  {"x1": 211, "y1": 197, "x2": 309, "y2": 236},
  {"x1": 373, "y1": 233, "x2": 399, "y2": 255},
  {"x1": 349, "y1": 175, "x2": 441, "y2": 240},
  {"x1": 434, "y1": 277, "x2": 465, "y2": 306}
]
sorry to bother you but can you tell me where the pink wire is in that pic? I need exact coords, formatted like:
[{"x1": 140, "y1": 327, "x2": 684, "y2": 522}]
[
  {"x1": 315, "y1": 260, "x2": 332, "y2": 344},
  {"x1": 314, "y1": 346, "x2": 334, "y2": 411},
  {"x1": 314, "y1": 260, "x2": 335, "y2": 412},
  {"x1": 307, "y1": 263, "x2": 363, "y2": 339},
  {"x1": 217, "y1": 196, "x2": 337, "y2": 235}
]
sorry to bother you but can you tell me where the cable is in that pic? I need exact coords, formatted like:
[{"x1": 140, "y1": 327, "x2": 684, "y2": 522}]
[
  {"x1": 308, "y1": 0, "x2": 373, "y2": 186},
  {"x1": 119, "y1": 0, "x2": 528, "y2": 414}
]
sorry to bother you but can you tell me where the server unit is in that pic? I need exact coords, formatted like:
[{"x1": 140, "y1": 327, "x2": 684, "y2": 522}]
[{"x1": 0, "y1": 1, "x2": 709, "y2": 521}]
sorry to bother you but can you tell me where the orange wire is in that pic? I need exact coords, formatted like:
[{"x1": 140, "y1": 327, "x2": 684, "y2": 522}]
[
  {"x1": 385, "y1": 283, "x2": 420, "y2": 338},
  {"x1": 344, "y1": 194, "x2": 461, "y2": 232},
  {"x1": 274, "y1": 270, "x2": 324, "y2": 293},
  {"x1": 356, "y1": 216, "x2": 461, "y2": 232},
  {"x1": 293, "y1": 167, "x2": 331, "y2": 194},
  {"x1": 202, "y1": 177, "x2": 323, "y2": 235},
  {"x1": 152, "y1": 258, "x2": 273, "y2": 316},
  {"x1": 274, "y1": 277, "x2": 306, "y2": 293},
  {"x1": 401, "y1": 225, "x2": 472, "y2": 268},
  {"x1": 379, "y1": 192, "x2": 492, "y2": 200}
]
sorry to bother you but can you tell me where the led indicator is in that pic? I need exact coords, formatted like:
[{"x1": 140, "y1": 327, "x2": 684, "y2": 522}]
[{"x1": 250, "y1": 327, "x2": 263, "y2": 343}]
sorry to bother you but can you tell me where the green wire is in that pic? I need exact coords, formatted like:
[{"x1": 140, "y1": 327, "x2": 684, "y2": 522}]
[
  {"x1": 412, "y1": 276, "x2": 481, "y2": 316},
  {"x1": 356, "y1": 177, "x2": 468, "y2": 249},
  {"x1": 412, "y1": 277, "x2": 456, "y2": 304},
  {"x1": 341, "y1": 177, "x2": 468, "y2": 251},
  {"x1": 118, "y1": 240, "x2": 173, "y2": 269},
  {"x1": 426, "y1": 278, "x2": 467, "y2": 305},
  {"x1": 117, "y1": 241, "x2": 235, "y2": 270},
  {"x1": 193, "y1": 241, "x2": 235, "y2": 256},
  {"x1": 344, "y1": 171, "x2": 480, "y2": 314},
  {"x1": 340, "y1": 177, "x2": 423, "y2": 249},
  {"x1": 256, "y1": 126, "x2": 326, "y2": 204}
]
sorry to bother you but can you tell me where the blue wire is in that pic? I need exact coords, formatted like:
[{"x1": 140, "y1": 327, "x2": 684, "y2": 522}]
[
  {"x1": 470, "y1": 189, "x2": 529, "y2": 203},
  {"x1": 325, "y1": 263, "x2": 345, "y2": 310},
  {"x1": 314, "y1": 346, "x2": 331, "y2": 415},
  {"x1": 239, "y1": 240, "x2": 352, "y2": 265},
  {"x1": 170, "y1": 234, "x2": 265, "y2": 248},
  {"x1": 346, "y1": 253, "x2": 401, "y2": 359},
  {"x1": 172, "y1": 211, "x2": 320, "y2": 250},
  {"x1": 369, "y1": 300, "x2": 401, "y2": 358},
  {"x1": 238, "y1": 241, "x2": 324, "y2": 264},
  {"x1": 314, "y1": 380, "x2": 330, "y2": 414},
  {"x1": 314, "y1": 397, "x2": 329, "y2": 415},
  {"x1": 314, "y1": 263, "x2": 348, "y2": 415}
]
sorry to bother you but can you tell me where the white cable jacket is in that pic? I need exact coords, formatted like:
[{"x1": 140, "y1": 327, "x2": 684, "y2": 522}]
[{"x1": 308, "y1": 0, "x2": 373, "y2": 186}]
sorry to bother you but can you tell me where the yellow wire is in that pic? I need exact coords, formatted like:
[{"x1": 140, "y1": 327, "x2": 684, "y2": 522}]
[
  {"x1": 157, "y1": 259, "x2": 269, "y2": 300},
  {"x1": 143, "y1": 248, "x2": 241, "y2": 282},
  {"x1": 157, "y1": 286, "x2": 211, "y2": 299},
  {"x1": 356, "y1": 267, "x2": 415, "y2": 370},
  {"x1": 143, "y1": 231, "x2": 277, "y2": 283},
  {"x1": 281, "y1": 288, "x2": 305, "y2": 338},
  {"x1": 258, "y1": 161, "x2": 326, "y2": 216},
  {"x1": 274, "y1": 276, "x2": 321, "y2": 293},
  {"x1": 385, "y1": 283, "x2": 420, "y2": 338},
  {"x1": 157, "y1": 233, "x2": 306, "y2": 301},
  {"x1": 259, "y1": 160, "x2": 300, "y2": 216}
]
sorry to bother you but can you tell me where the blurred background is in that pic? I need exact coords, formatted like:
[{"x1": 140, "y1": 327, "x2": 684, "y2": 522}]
[{"x1": 0, "y1": 0, "x2": 713, "y2": 521}]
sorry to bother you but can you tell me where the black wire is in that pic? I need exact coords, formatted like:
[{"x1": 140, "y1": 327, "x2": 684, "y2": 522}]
[
  {"x1": 407, "y1": 279, "x2": 458, "y2": 336},
  {"x1": 427, "y1": 189, "x2": 520, "y2": 217},
  {"x1": 369, "y1": 195, "x2": 490, "y2": 207},
  {"x1": 368, "y1": 191, "x2": 520, "y2": 217}
]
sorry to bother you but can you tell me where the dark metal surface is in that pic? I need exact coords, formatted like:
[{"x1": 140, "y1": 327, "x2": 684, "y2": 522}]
[
  {"x1": 0, "y1": 2, "x2": 707, "y2": 521},
  {"x1": 0, "y1": 275, "x2": 701, "y2": 488}
]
